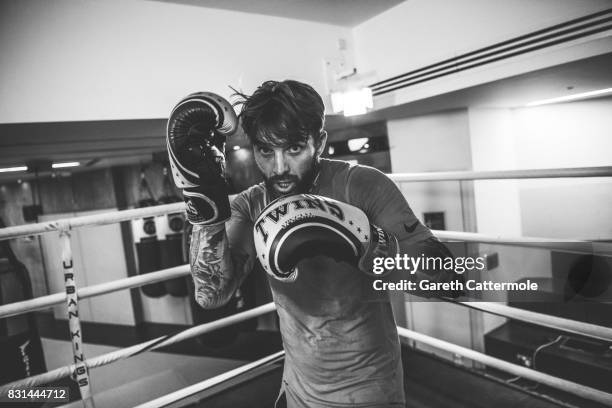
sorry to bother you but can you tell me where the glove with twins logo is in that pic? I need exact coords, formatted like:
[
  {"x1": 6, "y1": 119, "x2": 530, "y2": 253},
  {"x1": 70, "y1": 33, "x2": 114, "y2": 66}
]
[
  {"x1": 253, "y1": 194, "x2": 399, "y2": 282},
  {"x1": 166, "y1": 92, "x2": 238, "y2": 225}
]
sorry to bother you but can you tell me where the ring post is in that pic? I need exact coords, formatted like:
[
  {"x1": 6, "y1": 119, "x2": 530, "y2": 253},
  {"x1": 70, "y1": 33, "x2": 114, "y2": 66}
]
[{"x1": 59, "y1": 223, "x2": 95, "y2": 408}]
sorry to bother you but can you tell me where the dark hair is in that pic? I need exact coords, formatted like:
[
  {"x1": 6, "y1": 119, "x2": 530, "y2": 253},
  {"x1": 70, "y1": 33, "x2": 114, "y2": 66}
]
[{"x1": 234, "y1": 80, "x2": 325, "y2": 147}]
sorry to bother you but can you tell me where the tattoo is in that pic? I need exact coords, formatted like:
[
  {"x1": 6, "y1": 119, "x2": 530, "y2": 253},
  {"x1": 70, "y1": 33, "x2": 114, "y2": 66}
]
[{"x1": 189, "y1": 224, "x2": 236, "y2": 308}]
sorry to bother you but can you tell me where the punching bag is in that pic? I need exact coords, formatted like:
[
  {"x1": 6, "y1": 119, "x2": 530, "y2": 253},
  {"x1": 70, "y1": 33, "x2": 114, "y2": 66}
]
[
  {"x1": 133, "y1": 172, "x2": 166, "y2": 297},
  {"x1": 0, "y1": 221, "x2": 46, "y2": 385},
  {"x1": 156, "y1": 204, "x2": 188, "y2": 297},
  {"x1": 157, "y1": 167, "x2": 189, "y2": 296}
]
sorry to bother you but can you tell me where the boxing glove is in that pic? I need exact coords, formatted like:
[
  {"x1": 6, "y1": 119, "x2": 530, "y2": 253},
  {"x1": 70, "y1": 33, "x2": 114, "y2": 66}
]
[
  {"x1": 253, "y1": 194, "x2": 398, "y2": 282},
  {"x1": 167, "y1": 92, "x2": 238, "y2": 225}
]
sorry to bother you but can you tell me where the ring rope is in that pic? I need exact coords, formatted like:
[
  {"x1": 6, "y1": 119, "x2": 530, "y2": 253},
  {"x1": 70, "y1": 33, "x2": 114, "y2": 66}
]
[
  {"x1": 396, "y1": 327, "x2": 612, "y2": 406},
  {"x1": 456, "y1": 301, "x2": 612, "y2": 342},
  {"x1": 0, "y1": 166, "x2": 609, "y2": 403},
  {"x1": 433, "y1": 230, "x2": 611, "y2": 256},
  {"x1": 0, "y1": 165, "x2": 610, "y2": 242},
  {"x1": 0, "y1": 202, "x2": 184, "y2": 240},
  {"x1": 133, "y1": 351, "x2": 286, "y2": 408},
  {"x1": 0, "y1": 303, "x2": 276, "y2": 393},
  {"x1": 388, "y1": 166, "x2": 612, "y2": 182},
  {"x1": 1, "y1": 264, "x2": 612, "y2": 344},
  {"x1": 3, "y1": 297, "x2": 609, "y2": 405},
  {"x1": 0, "y1": 209, "x2": 607, "y2": 256},
  {"x1": 131, "y1": 324, "x2": 612, "y2": 408},
  {"x1": 0, "y1": 264, "x2": 190, "y2": 319}
]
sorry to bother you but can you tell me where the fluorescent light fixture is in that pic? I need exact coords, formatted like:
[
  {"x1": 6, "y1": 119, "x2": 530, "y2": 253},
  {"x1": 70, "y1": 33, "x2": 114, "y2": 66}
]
[
  {"x1": 348, "y1": 138, "x2": 369, "y2": 152},
  {"x1": 0, "y1": 166, "x2": 28, "y2": 173},
  {"x1": 52, "y1": 161, "x2": 80, "y2": 169},
  {"x1": 330, "y1": 88, "x2": 373, "y2": 116},
  {"x1": 526, "y1": 88, "x2": 612, "y2": 107}
]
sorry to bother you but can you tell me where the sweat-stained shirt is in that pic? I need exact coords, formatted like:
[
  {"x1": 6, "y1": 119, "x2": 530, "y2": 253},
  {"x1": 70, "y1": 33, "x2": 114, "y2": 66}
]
[{"x1": 227, "y1": 159, "x2": 433, "y2": 408}]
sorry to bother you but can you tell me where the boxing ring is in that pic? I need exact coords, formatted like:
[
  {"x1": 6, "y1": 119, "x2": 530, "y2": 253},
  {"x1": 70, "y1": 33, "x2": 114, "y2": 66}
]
[{"x1": 1, "y1": 165, "x2": 611, "y2": 407}]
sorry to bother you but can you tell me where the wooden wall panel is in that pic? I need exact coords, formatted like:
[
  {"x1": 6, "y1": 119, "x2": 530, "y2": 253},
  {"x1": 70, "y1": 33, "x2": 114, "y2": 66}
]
[
  {"x1": 71, "y1": 169, "x2": 117, "y2": 211},
  {"x1": 36, "y1": 177, "x2": 76, "y2": 214},
  {"x1": 1, "y1": 169, "x2": 119, "y2": 300},
  {"x1": 118, "y1": 163, "x2": 182, "y2": 208}
]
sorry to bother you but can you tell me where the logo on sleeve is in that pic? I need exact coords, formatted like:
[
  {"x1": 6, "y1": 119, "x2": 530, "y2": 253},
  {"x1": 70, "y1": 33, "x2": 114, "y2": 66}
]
[{"x1": 404, "y1": 221, "x2": 419, "y2": 233}]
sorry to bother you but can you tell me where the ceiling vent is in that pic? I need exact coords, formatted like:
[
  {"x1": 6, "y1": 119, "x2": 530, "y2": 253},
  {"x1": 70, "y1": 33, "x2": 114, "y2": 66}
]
[{"x1": 369, "y1": 9, "x2": 612, "y2": 96}]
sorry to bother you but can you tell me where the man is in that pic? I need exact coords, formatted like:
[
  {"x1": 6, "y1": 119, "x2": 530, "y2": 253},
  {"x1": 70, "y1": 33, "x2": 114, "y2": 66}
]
[{"x1": 167, "y1": 80, "x2": 462, "y2": 407}]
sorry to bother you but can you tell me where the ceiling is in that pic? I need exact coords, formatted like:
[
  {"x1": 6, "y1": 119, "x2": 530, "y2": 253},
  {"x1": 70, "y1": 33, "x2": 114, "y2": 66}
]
[
  {"x1": 148, "y1": 0, "x2": 405, "y2": 27},
  {"x1": 1, "y1": 52, "x2": 611, "y2": 182},
  {"x1": 328, "y1": 52, "x2": 612, "y2": 129}
]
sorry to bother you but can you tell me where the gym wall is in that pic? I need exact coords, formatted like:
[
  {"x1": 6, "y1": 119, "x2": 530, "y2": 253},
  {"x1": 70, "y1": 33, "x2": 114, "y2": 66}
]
[{"x1": 0, "y1": 0, "x2": 353, "y2": 123}]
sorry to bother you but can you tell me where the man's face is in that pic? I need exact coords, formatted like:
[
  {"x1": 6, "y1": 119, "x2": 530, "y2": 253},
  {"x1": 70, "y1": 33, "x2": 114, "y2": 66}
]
[{"x1": 253, "y1": 133, "x2": 326, "y2": 198}]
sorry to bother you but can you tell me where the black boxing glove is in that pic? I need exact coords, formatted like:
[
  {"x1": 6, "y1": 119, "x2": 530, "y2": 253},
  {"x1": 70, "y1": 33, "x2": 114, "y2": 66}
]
[
  {"x1": 253, "y1": 194, "x2": 398, "y2": 282},
  {"x1": 167, "y1": 92, "x2": 238, "y2": 225}
]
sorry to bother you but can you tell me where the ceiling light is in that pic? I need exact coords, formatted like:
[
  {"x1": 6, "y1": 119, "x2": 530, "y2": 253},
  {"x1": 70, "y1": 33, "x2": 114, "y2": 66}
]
[
  {"x1": 328, "y1": 146, "x2": 335, "y2": 155},
  {"x1": 52, "y1": 161, "x2": 80, "y2": 168},
  {"x1": 348, "y1": 138, "x2": 369, "y2": 152},
  {"x1": 331, "y1": 88, "x2": 373, "y2": 116},
  {"x1": 0, "y1": 166, "x2": 28, "y2": 173},
  {"x1": 232, "y1": 146, "x2": 241, "y2": 151},
  {"x1": 526, "y1": 88, "x2": 612, "y2": 107}
]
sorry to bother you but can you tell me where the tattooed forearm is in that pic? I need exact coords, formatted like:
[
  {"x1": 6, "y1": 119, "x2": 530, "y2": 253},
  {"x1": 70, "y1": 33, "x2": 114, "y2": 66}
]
[{"x1": 189, "y1": 224, "x2": 237, "y2": 309}]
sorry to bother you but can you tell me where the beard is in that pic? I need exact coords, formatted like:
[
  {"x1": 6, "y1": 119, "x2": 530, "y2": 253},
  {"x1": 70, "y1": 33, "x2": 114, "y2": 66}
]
[{"x1": 265, "y1": 158, "x2": 319, "y2": 200}]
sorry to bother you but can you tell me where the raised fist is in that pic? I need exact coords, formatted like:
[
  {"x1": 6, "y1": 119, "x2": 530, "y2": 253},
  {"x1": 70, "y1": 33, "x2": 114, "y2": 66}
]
[{"x1": 167, "y1": 92, "x2": 238, "y2": 225}]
